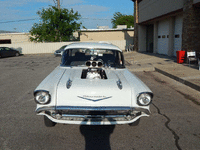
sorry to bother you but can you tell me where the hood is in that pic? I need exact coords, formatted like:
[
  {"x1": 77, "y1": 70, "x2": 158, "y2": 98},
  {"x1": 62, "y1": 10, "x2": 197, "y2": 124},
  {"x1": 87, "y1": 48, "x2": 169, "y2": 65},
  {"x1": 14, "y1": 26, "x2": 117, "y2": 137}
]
[{"x1": 56, "y1": 68, "x2": 132, "y2": 107}]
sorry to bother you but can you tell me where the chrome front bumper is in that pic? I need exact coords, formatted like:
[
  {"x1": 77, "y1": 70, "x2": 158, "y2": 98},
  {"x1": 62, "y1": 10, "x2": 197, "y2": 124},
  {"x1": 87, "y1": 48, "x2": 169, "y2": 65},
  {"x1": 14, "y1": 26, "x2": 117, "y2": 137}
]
[{"x1": 36, "y1": 106, "x2": 150, "y2": 125}]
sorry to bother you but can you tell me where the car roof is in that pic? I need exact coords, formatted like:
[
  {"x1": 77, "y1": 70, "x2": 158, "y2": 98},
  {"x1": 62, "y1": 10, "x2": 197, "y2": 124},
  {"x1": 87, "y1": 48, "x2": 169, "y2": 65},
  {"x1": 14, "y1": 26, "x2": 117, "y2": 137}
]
[{"x1": 65, "y1": 42, "x2": 122, "y2": 52}]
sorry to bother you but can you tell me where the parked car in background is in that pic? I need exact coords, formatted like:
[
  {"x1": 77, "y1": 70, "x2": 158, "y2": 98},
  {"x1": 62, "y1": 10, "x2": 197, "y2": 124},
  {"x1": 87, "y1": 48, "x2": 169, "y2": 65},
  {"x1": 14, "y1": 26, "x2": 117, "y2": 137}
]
[
  {"x1": 34, "y1": 42, "x2": 153, "y2": 127},
  {"x1": 54, "y1": 45, "x2": 68, "y2": 56},
  {"x1": 0, "y1": 47, "x2": 20, "y2": 58}
]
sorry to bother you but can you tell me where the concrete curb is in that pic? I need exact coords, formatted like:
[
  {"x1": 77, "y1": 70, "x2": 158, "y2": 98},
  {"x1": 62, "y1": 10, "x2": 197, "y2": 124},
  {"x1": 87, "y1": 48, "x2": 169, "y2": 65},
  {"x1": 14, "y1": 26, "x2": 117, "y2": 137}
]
[{"x1": 155, "y1": 68, "x2": 200, "y2": 92}]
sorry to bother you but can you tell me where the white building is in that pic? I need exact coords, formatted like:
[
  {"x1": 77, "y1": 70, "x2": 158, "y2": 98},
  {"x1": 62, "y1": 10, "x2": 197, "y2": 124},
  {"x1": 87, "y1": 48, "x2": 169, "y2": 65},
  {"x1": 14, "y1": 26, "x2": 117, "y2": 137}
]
[{"x1": 132, "y1": 0, "x2": 200, "y2": 56}]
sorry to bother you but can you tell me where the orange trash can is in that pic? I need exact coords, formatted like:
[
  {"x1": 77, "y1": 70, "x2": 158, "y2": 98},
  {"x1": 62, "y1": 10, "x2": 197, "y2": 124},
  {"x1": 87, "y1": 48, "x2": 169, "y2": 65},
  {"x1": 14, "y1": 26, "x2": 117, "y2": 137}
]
[{"x1": 176, "y1": 50, "x2": 185, "y2": 63}]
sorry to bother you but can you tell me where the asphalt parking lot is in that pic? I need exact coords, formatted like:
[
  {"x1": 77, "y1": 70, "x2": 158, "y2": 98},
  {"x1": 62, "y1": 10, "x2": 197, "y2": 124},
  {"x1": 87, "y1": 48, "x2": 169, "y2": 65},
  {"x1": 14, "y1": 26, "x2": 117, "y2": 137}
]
[{"x1": 1, "y1": 54, "x2": 200, "y2": 150}]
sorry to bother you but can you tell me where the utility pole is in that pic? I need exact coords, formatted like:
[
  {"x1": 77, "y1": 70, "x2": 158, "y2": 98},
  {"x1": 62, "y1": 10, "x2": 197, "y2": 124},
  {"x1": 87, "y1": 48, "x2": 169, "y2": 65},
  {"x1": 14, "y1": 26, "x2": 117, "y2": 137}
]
[{"x1": 57, "y1": 0, "x2": 60, "y2": 9}]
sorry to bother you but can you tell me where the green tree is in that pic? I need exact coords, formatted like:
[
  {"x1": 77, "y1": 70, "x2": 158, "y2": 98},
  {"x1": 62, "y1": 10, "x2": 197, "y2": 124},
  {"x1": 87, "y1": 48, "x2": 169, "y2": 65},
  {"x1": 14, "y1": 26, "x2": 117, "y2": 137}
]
[
  {"x1": 29, "y1": 6, "x2": 81, "y2": 42},
  {"x1": 111, "y1": 12, "x2": 134, "y2": 28}
]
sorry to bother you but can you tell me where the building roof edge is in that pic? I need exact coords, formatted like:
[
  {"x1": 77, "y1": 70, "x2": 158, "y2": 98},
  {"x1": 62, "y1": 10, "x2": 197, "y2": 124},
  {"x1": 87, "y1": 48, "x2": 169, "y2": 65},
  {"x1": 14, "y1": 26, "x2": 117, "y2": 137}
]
[{"x1": 80, "y1": 28, "x2": 134, "y2": 32}]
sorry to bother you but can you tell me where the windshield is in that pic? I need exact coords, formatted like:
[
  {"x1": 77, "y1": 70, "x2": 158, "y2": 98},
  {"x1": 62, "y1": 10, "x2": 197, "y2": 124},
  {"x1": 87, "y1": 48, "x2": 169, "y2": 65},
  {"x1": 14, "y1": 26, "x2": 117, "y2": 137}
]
[
  {"x1": 61, "y1": 48, "x2": 125, "y2": 68},
  {"x1": 59, "y1": 45, "x2": 67, "y2": 50}
]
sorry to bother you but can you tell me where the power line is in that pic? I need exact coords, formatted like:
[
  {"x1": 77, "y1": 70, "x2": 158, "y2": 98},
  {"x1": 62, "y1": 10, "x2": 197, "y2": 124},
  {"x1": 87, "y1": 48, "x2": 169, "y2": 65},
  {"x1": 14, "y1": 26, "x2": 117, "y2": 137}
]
[
  {"x1": 0, "y1": 17, "x2": 111, "y2": 24},
  {"x1": 0, "y1": 18, "x2": 38, "y2": 24}
]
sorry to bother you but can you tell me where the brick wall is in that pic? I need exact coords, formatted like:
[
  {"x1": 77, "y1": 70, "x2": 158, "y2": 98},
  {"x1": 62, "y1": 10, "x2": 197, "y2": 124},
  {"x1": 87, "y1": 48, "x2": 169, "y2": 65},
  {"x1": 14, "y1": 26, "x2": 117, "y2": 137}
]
[
  {"x1": 182, "y1": 0, "x2": 200, "y2": 52},
  {"x1": 193, "y1": 6, "x2": 200, "y2": 52}
]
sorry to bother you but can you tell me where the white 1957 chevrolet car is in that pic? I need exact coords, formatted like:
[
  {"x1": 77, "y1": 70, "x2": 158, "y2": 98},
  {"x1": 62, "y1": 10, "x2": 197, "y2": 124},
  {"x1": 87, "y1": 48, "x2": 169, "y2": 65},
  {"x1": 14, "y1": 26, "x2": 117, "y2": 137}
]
[{"x1": 34, "y1": 42, "x2": 153, "y2": 127}]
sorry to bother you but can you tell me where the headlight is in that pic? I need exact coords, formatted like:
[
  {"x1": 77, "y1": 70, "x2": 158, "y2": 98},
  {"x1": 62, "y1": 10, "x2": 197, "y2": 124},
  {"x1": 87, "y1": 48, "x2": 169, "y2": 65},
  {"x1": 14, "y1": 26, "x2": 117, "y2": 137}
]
[
  {"x1": 137, "y1": 92, "x2": 153, "y2": 106},
  {"x1": 34, "y1": 91, "x2": 51, "y2": 104}
]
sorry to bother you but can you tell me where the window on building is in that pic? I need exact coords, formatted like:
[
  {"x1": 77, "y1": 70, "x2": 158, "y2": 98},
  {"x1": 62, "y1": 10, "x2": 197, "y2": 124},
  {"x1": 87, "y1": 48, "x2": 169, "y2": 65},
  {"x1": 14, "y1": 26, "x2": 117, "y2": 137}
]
[
  {"x1": 0, "y1": 39, "x2": 11, "y2": 44},
  {"x1": 162, "y1": 35, "x2": 166, "y2": 38},
  {"x1": 175, "y1": 34, "x2": 180, "y2": 38}
]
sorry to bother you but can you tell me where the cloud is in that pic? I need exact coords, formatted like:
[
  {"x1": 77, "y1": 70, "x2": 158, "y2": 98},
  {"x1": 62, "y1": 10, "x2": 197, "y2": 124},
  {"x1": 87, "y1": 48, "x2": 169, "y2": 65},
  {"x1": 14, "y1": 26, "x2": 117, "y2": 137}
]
[
  {"x1": 0, "y1": 0, "x2": 109, "y2": 19},
  {"x1": 53, "y1": 0, "x2": 84, "y2": 5},
  {"x1": 15, "y1": 0, "x2": 84, "y2": 6},
  {"x1": 71, "y1": 5, "x2": 109, "y2": 16},
  {"x1": 0, "y1": 0, "x2": 29, "y2": 7},
  {"x1": 0, "y1": 0, "x2": 111, "y2": 31},
  {"x1": 69, "y1": 4, "x2": 111, "y2": 28},
  {"x1": 0, "y1": 0, "x2": 85, "y2": 19}
]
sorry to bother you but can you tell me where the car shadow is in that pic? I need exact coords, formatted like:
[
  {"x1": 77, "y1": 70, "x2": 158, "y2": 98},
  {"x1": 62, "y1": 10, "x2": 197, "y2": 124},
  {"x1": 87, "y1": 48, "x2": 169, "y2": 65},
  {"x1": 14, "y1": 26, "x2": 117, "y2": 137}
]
[
  {"x1": 80, "y1": 111, "x2": 116, "y2": 150},
  {"x1": 138, "y1": 51, "x2": 200, "y2": 70},
  {"x1": 80, "y1": 125, "x2": 115, "y2": 150},
  {"x1": 138, "y1": 51, "x2": 177, "y2": 62}
]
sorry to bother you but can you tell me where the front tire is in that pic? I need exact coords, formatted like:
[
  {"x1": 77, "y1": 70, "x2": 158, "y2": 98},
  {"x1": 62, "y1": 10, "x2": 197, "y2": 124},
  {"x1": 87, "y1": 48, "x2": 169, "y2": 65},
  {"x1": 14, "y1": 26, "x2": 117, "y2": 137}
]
[{"x1": 44, "y1": 116, "x2": 56, "y2": 127}]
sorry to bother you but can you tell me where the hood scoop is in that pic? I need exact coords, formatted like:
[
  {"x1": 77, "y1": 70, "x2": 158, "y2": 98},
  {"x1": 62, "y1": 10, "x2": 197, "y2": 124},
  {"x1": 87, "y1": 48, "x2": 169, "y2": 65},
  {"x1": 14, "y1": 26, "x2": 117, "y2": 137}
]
[{"x1": 66, "y1": 69, "x2": 123, "y2": 90}]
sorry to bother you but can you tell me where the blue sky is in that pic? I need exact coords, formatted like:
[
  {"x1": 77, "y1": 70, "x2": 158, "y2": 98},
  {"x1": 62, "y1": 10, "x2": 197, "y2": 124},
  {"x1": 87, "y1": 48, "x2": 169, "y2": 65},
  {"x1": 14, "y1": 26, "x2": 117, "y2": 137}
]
[{"x1": 0, "y1": 0, "x2": 134, "y2": 33}]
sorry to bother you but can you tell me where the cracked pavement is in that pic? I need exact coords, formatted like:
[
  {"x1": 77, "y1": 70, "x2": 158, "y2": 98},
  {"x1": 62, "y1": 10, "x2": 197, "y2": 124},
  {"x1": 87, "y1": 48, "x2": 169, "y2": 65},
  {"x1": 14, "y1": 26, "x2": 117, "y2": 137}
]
[
  {"x1": 0, "y1": 54, "x2": 200, "y2": 150},
  {"x1": 134, "y1": 71, "x2": 200, "y2": 150},
  {"x1": 152, "y1": 103, "x2": 181, "y2": 150}
]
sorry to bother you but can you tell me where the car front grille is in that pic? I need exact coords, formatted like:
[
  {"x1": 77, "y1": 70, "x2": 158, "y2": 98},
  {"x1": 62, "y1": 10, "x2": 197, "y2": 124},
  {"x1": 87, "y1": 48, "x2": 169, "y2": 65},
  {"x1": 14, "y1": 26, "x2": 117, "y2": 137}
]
[
  {"x1": 53, "y1": 107, "x2": 141, "y2": 121},
  {"x1": 57, "y1": 110, "x2": 131, "y2": 116}
]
